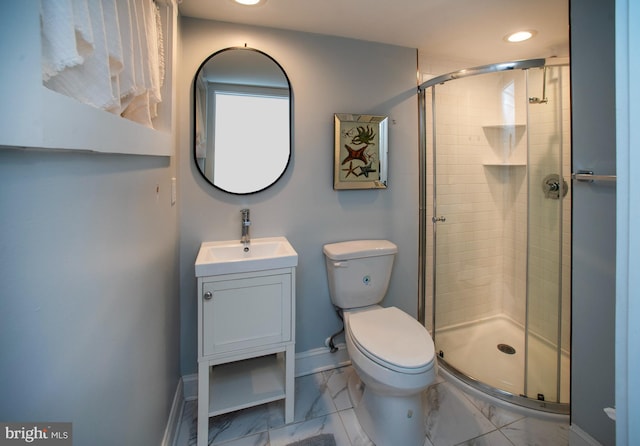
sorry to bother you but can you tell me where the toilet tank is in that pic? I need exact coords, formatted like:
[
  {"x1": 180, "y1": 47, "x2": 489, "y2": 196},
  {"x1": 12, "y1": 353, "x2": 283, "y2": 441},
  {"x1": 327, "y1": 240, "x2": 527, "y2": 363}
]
[{"x1": 323, "y1": 240, "x2": 397, "y2": 309}]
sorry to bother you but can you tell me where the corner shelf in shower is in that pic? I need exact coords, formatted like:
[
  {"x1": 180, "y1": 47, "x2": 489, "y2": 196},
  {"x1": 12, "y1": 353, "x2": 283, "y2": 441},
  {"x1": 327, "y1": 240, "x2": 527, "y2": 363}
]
[{"x1": 481, "y1": 124, "x2": 526, "y2": 130}]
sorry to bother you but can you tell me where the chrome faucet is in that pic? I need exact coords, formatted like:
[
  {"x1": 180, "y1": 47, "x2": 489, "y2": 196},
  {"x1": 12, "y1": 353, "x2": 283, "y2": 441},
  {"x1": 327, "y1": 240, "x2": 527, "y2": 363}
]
[{"x1": 240, "y1": 209, "x2": 251, "y2": 251}]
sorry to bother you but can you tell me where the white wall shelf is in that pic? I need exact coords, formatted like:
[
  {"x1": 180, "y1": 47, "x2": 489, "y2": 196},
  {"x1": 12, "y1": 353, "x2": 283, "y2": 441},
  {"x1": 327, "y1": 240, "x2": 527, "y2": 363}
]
[{"x1": 0, "y1": 1, "x2": 176, "y2": 156}]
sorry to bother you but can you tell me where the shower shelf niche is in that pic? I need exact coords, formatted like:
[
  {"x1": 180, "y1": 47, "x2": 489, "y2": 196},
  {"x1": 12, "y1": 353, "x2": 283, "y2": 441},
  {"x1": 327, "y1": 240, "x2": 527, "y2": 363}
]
[
  {"x1": 482, "y1": 123, "x2": 527, "y2": 167},
  {"x1": 483, "y1": 162, "x2": 526, "y2": 166},
  {"x1": 481, "y1": 123, "x2": 526, "y2": 129}
]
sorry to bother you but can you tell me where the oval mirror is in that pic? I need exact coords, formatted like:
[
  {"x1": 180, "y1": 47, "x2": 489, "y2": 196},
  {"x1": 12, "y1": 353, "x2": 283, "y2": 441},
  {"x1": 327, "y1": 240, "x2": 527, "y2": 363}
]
[{"x1": 193, "y1": 47, "x2": 292, "y2": 194}]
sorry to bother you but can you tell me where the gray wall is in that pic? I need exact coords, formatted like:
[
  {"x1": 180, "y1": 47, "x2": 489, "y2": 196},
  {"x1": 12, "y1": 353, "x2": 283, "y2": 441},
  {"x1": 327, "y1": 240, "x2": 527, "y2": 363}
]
[
  {"x1": 570, "y1": 0, "x2": 616, "y2": 444},
  {"x1": 178, "y1": 19, "x2": 419, "y2": 375},
  {"x1": 0, "y1": 149, "x2": 180, "y2": 446}
]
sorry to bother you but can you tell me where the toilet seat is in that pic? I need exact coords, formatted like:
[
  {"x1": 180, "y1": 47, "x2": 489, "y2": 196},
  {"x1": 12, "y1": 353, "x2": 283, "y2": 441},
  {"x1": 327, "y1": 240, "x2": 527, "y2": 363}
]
[{"x1": 347, "y1": 306, "x2": 435, "y2": 374}]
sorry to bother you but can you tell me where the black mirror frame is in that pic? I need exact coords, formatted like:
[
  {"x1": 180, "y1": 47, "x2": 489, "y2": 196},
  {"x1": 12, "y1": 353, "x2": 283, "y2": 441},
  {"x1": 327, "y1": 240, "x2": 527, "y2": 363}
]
[{"x1": 193, "y1": 47, "x2": 293, "y2": 195}]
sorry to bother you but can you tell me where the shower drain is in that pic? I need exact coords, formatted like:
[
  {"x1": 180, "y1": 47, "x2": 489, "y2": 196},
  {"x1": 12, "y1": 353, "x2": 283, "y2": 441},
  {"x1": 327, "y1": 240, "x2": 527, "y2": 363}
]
[{"x1": 497, "y1": 344, "x2": 516, "y2": 355}]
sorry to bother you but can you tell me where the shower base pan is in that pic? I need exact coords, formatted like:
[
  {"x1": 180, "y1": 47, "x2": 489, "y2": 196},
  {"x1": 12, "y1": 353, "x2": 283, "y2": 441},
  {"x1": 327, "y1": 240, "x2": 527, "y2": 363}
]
[{"x1": 435, "y1": 314, "x2": 569, "y2": 413}]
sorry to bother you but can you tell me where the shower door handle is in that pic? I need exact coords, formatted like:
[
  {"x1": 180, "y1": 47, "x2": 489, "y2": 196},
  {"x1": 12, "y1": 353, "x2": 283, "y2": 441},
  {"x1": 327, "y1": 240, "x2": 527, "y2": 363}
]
[
  {"x1": 432, "y1": 216, "x2": 446, "y2": 223},
  {"x1": 572, "y1": 170, "x2": 617, "y2": 183}
]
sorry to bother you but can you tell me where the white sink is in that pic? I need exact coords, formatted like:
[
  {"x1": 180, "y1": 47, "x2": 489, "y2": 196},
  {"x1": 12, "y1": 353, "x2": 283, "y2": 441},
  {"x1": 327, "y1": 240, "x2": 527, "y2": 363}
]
[{"x1": 195, "y1": 236, "x2": 298, "y2": 276}]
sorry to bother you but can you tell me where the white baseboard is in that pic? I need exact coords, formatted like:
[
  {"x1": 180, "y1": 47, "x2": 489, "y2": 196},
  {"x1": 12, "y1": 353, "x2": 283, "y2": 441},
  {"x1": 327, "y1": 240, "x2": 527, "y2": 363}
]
[
  {"x1": 180, "y1": 344, "x2": 351, "y2": 401},
  {"x1": 162, "y1": 378, "x2": 184, "y2": 446},
  {"x1": 569, "y1": 424, "x2": 603, "y2": 446},
  {"x1": 182, "y1": 373, "x2": 198, "y2": 401},
  {"x1": 295, "y1": 343, "x2": 351, "y2": 377}
]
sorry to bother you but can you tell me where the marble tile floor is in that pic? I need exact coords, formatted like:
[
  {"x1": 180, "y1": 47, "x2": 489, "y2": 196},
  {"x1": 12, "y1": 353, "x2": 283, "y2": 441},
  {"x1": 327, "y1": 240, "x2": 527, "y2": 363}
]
[{"x1": 174, "y1": 366, "x2": 569, "y2": 446}]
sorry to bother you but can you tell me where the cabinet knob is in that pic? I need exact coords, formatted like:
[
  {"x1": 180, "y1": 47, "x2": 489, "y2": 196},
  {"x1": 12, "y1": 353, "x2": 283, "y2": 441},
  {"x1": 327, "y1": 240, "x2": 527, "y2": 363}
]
[{"x1": 203, "y1": 291, "x2": 213, "y2": 300}]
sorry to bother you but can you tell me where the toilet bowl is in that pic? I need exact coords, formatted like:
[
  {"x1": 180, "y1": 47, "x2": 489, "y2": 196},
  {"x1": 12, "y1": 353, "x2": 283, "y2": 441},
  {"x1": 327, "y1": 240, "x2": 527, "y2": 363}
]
[
  {"x1": 345, "y1": 306, "x2": 435, "y2": 446},
  {"x1": 323, "y1": 240, "x2": 436, "y2": 446}
]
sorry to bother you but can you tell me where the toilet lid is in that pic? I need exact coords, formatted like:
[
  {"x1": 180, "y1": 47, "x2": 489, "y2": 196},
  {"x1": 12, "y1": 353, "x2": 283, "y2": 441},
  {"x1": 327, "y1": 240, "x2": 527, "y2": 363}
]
[{"x1": 348, "y1": 307, "x2": 435, "y2": 371}]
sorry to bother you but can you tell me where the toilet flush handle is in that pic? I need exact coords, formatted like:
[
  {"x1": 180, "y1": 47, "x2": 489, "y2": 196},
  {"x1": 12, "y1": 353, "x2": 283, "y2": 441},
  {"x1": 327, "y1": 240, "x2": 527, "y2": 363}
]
[{"x1": 332, "y1": 261, "x2": 349, "y2": 268}]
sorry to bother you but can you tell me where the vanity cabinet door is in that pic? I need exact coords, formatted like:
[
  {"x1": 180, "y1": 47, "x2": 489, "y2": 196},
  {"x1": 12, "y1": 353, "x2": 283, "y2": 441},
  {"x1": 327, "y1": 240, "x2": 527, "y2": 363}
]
[{"x1": 202, "y1": 273, "x2": 292, "y2": 356}]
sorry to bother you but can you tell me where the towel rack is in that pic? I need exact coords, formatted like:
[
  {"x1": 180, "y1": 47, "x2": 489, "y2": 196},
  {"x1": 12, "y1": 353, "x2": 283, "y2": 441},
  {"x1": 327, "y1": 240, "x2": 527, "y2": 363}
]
[{"x1": 572, "y1": 170, "x2": 617, "y2": 183}]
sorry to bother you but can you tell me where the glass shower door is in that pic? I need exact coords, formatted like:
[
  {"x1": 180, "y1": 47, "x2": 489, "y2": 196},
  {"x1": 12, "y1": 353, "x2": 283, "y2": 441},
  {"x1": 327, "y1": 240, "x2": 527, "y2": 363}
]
[
  {"x1": 524, "y1": 65, "x2": 571, "y2": 404},
  {"x1": 431, "y1": 69, "x2": 529, "y2": 397}
]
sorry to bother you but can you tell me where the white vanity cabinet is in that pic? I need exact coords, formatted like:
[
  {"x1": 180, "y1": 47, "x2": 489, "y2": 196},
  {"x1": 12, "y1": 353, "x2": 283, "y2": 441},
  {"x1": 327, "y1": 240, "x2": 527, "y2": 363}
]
[{"x1": 196, "y1": 267, "x2": 296, "y2": 446}]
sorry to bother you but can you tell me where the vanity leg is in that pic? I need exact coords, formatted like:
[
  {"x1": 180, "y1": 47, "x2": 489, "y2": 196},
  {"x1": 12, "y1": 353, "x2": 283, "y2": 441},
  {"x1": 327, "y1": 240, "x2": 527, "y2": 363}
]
[
  {"x1": 197, "y1": 361, "x2": 209, "y2": 446},
  {"x1": 284, "y1": 344, "x2": 295, "y2": 424}
]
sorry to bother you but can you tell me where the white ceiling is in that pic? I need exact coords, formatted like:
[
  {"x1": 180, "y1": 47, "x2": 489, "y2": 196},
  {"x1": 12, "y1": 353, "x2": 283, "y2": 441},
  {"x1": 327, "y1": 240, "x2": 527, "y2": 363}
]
[{"x1": 178, "y1": 0, "x2": 569, "y2": 68}]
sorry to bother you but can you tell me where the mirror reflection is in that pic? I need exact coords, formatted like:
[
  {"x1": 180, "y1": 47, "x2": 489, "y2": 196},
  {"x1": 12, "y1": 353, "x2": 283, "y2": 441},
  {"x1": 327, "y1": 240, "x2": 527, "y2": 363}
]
[{"x1": 194, "y1": 48, "x2": 291, "y2": 194}]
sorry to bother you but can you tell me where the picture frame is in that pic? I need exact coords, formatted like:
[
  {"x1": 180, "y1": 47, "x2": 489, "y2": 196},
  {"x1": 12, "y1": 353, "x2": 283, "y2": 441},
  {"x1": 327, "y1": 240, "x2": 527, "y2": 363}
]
[{"x1": 333, "y1": 113, "x2": 388, "y2": 190}]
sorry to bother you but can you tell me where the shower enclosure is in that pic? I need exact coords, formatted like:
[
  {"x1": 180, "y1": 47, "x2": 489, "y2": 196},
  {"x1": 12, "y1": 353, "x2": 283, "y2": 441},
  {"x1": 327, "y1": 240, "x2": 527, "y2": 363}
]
[{"x1": 418, "y1": 59, "x2": 571, "y2": 413}]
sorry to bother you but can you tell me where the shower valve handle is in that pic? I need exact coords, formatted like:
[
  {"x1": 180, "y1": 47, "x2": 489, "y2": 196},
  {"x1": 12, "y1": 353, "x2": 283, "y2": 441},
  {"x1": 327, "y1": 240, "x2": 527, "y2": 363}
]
[{"x1": 432, "y1": 216, "x2": 446, "y2": 223}]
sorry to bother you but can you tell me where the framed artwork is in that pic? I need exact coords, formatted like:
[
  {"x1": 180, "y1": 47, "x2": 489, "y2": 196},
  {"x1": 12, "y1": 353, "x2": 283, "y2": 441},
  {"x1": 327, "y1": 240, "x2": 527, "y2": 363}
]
[{"x1": 333, "y1": 113, "x2": 388, "y2": 190}]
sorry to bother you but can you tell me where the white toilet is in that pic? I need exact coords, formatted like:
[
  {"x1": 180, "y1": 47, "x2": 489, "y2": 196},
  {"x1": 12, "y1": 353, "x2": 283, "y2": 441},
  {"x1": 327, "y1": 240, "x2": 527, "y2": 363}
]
[{"x1": 323, "y1": 240, "x2": 436, "y2": 446}]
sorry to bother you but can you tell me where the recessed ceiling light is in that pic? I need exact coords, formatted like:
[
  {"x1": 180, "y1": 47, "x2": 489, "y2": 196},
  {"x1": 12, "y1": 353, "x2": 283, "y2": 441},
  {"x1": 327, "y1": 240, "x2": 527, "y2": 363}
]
[
  {"x1": 233, "y1": 0, "x2": 265, "y2": 5},
  {"x1": 505, "y1": 30, "x2": 537, "y2": 43}
]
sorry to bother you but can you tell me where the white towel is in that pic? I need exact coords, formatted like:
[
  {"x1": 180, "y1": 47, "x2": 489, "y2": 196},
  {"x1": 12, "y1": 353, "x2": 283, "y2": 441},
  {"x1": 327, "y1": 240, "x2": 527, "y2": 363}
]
[
  {"x1": 45, "y1": 0, "x2": 119, "y2": 111},
  {"x1": 72, "y1": 0, "x2": 94, "y2": 58},
  {"x1": 121, "y1": 0, "x2": 163, "y2": 126},
  {"x1": 41, "y1": 0, "x2": 86, "y2": 80},
  {"x1": 154, "y1": 2, "x2": 165, "y2": 91},
  {"x1": 140, "y1": 0, "x2": 161, "y2": 105},
  {"x1": 122, "y1": 90, "x2": 153, "y2": 128},
  {"x1": 148, "y1": 1, "x2": 164, "y2": 119},
  {"x1": 102, "y1": 0, "x2": 123, "y2": 73},
  {"x1": 120, "y1": 0, "x2": 150, "y2": 124},
  {"x1": 115, "y1": 0, "x2": 138, "y2": 100},
  {"x1": 41, "y1": 0, "x2": 165, "y2": 127},
  {"x1": 102, "y1": 0, "x2": 124, "y2": 106},
  {"x1": 128, "y1": 0, "x2": 146, "y2": 93}
]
